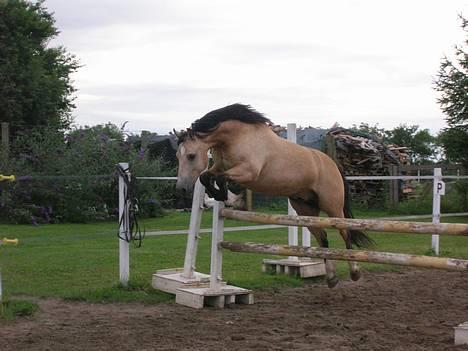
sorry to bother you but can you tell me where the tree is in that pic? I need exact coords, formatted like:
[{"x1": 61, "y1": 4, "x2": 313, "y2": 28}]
[
  {"x1": 350, "y1": 123, "x2": 386, "y2": 139},
  {"x1": 6, "y1": 123, "x2": 167, "y2": 223},
  {"x1": 385, "y1": 124, "x2": 436, "y2": 164},
  {"x1": 433, "y1": 16, "x2": 468, "y2": 166},
  {"x1": 0, "y1": 0, "x2": 79, "y2": 131}
]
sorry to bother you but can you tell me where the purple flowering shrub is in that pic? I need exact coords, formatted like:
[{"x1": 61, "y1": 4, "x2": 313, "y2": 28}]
[{"x1": 3, "y1": 124, "x2": 171, "y2": 223}]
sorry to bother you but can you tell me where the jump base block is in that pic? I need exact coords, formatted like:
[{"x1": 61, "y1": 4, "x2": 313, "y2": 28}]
[
  {"x1": 454, "y1": 321, "x2": 468, "y2": 345},
  {"x1": 262, "y1": 258, "x2": 326, "y2": 278},
  {"x1": 175, "y1": 285, "x2": 254, "y2": 309},
  {"x1": 152, "y1": 268, "x2": 212, "y2": 294}
]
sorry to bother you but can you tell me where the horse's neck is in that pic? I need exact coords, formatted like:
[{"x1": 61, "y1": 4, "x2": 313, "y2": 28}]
[{"x1": 208, "y1": 122, "x2": 276, "y2": 166}]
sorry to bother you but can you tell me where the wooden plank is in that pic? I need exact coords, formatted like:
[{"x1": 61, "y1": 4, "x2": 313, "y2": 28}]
[
  {"x1": 175, "y1": 285, "x2": 253, "y2": 309},
  {"x1": 246, "y1": 190, "x2": 253, "y2": 211},
  {"x1": 220, "y1": 209, "x2": 468, "y2": 236},
  {"x1": 1, "y1": 122, "x2": 9, "y2": 158},
  {"x1": 325, "y1": 134, "x2": 337, "y2": 162},
  {"x1": 220, "y1": 242, "x2": 468, "y2": 272},
  {"x1": 389, "y1": 165, "x2": 399, "y2": 206},
  {"x1": 455, "y1": 322, "x2": 468, "y2": 345}
]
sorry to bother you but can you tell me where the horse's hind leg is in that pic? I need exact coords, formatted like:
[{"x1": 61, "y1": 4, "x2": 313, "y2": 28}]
[
  {"x1": 312, "y1": 227, "x2": 339, "y2": 288},
  {"x1": 327, "y1": 209, "x2": 360, "y2": 281},
  {"x1": 288, "y1": 198, "x2": 339, "y2": 288},
  {"x1": 341, "y1": 228, "x2": 360, "y2": 281}
]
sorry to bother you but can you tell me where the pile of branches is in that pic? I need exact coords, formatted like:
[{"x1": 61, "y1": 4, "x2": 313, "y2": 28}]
[{"x1": 326, "y1": 128, "x2": 412, "y2": 206}]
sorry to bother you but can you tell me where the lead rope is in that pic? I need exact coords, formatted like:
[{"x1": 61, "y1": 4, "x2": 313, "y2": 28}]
[{"x1": 116, "y1": 164, "x2": 145, "y2": 247}]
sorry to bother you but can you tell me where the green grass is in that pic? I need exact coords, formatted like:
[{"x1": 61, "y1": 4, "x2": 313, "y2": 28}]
[
  {"x1": 0, "y1": 210, "x2": 467, "y2": 305},
  {"x1": 0, "y1": 299, "x2": 39, "y2": 320}
]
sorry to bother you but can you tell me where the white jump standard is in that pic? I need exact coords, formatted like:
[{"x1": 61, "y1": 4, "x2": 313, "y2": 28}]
[
  {"x1": 175, "y1": 201, "x2": 253, "y2": 309},
  {"x1": 152, "y1": 180, "x2": 212, "y2": 294}
]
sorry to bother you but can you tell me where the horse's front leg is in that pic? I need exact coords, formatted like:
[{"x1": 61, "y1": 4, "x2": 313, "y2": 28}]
[
  {"x1": 222, "y1": 163, "x2": 260, "y2": 184},
  {"x1": 199, "y1": 170, "x2": 228, "y2": 201}
]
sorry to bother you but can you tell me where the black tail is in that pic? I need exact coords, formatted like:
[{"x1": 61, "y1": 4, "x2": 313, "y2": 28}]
[{"x1": 341, "y1": 172, "x2": 376, "y2": 248}]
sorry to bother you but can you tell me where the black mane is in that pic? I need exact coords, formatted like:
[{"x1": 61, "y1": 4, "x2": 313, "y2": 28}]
[
  {"x1": 176, "y1": 104, "x2": 271, "y2": 144},
  {"x1": 192, "y1": 104, "x2": 271, "y2": 136}
]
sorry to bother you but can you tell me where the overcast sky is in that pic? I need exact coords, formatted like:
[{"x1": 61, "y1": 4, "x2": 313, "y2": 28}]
[{"x1": 44, "y1": 0, "x2": 466, "y2": 135}]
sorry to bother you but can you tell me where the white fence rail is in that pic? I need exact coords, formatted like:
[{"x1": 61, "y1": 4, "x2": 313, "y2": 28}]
[
  {"x1": 136, "y1": 175, "x2": 468, "y2": 181},
  {"x1": 347, "y1": 175, "x2": 468, "y2": 180}
]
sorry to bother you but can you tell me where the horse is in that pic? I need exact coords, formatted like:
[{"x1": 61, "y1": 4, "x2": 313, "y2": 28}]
[{"x1": 174, "y1": 103, "x2": 374, "y2": 288}]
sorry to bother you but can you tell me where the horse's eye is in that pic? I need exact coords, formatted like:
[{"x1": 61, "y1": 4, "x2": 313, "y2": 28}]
[{"x1": 187, "y1": 154, "x2": 196, "y2": 161}]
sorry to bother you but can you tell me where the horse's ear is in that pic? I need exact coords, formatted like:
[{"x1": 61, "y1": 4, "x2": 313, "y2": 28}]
[{"x1": 173, "y1": 129, "x2": 182, "y2": 138}]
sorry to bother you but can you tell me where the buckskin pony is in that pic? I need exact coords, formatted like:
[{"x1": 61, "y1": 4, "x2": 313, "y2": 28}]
[{"x1": 174, "y1": 103, "x2": 374, "y2": 287}]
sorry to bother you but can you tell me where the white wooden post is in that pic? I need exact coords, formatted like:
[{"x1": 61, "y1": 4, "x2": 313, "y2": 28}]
[
  {"x1": 210, "y1": 201, "x2": 225, "y2": 291},
  {"x1": 302, "y1": 227, "x2": 311, "y2": 247},
  {"x1": 287, "y1": 124, "x2": 299, "y2": 260},
  {"x1": 432, "y1": 168, "x2": 444, "y2": 255},
  {"x1": 182, "y1": 179, "x2": 206, "y2": 279},
  {"x1": 118, "y1": 162, "x2": 130, "y2": 286}
]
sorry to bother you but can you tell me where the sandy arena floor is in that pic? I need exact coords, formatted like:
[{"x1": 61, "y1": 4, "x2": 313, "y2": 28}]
[{"x1": 1, "y1": 269, "x2": 467, "y2": 351}]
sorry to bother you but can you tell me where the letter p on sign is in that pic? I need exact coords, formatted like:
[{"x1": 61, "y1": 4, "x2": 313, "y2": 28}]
[{"x1": 437, "y1": 181, "x2": 446, "y2": 195}]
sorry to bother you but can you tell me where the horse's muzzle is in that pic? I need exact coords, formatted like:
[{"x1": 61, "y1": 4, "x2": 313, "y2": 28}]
[{"x1": 176, "y1": 178, "x2": 195, "y2": 194}]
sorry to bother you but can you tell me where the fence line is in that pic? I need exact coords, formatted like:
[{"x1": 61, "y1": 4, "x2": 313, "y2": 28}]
[
  {"x1": 135, "y1": 175, "x2": 468, "y2": 181},
  {"x1": 121, "y1": 167, "x2": 466, "y2": 285},
  {"x1": 347, "y1": 175, "x2": 468, "y2": 180}
]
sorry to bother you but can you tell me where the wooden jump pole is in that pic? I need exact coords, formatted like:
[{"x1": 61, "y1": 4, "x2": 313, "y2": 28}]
[
  {"x1": 220, "y1": 209, "x2": 468, "y2": 236},
  {"x1": 219, "y1": 242, "x2": 468, "y2": 272}
]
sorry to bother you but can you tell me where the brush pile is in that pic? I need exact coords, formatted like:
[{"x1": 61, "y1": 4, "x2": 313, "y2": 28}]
[{"x1": 326, "y1": 128, "x2": 412, "y2": 206}]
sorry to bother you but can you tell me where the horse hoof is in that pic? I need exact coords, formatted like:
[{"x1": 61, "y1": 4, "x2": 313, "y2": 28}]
[
  {"x1": 214, "y1": 194, "x2": 228, "y2": 201},
  {"x1": 199, "y1": 171, "x2": 211, "y2": 186},
  {"x1": 350, "y1": 271, "x2": 361, "y2": 281},
  {"x1": 327, "y1": 276, "x2": 339, "y2": 289}
]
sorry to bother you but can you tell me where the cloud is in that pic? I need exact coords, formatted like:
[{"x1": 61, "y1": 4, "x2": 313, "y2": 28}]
[
  {"x1": 44, "y1": 0, "x2": 466, "y2": 135},
  {"x1": 46, "y1": 0, "x2": 179, "y2": 29}
]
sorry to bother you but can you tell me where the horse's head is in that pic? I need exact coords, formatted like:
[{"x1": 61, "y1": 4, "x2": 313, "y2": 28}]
[{"x1": 174, "y1": 130, "x2": 209, "y2": 193}]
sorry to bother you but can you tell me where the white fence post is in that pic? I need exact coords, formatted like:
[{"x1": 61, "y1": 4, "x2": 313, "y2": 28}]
[
  {"x1": 182, "y1": 179, "x2": 206, "y2": 279},
  {"x1": 287, "y1": 124, "x2": 300, "y2": 259},
  {"x1": 432, "y1": 168, "x2": 444, "y2": 255},
  {"x1": 302, "y1": 227, "x2": 311, "y2": 247},
  {"x1": 118, "y1": 162, "x2": 130, "y2": 286},
  {"x1": 210, "y1": 201, "x2": 225, "y2": 291}
]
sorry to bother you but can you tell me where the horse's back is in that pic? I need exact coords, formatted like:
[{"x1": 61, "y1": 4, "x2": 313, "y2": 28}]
[{"x1": 217, "y1": 122, "x2": 344, "y2": 204}]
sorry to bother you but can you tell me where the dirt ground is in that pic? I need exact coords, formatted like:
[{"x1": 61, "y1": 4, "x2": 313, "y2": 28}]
[{"x1": 1, "y1": 269, "x2": 467, "y2": 351}]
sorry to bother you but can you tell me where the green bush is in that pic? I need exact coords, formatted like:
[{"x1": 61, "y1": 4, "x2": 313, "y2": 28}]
[
  {"x1": 2, "y1": 124, "x2": 174, "y2": 223},
  {"x1": 385, "y1": 180, "x2": 467, "y2": 216}
]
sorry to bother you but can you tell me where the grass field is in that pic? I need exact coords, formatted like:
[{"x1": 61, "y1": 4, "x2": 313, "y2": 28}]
[{"x1": 0, "y1": 210, "x2": 467, "y2": 305}]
